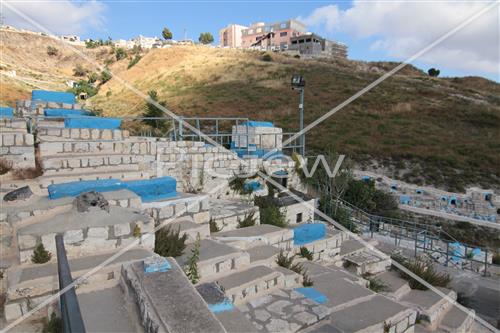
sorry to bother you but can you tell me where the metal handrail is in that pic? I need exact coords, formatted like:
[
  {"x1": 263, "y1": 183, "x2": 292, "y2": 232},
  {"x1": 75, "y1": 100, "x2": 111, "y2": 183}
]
[{"x1": 55, "y1": 234, "x2": 86, "y2": 333}]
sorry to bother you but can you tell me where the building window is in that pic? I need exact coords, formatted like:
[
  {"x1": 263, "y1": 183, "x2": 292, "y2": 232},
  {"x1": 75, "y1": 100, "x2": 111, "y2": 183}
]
[
  {"x1": 296, "y1": 213, "x2": 303, "y2": 223},
  {"x1": 256, "y1": 28, "x2": 262, "y2": 33},
  {"x1": 280, "y1": 31, "x2": 287, "y2": 37},
  {"x1": 291, "y1": 40, "x2": 298, "y2": 44},
  {"x1": 306, "y1": 38, "x2": 312, "y2": 42},
  {"x1": 299, "y1": 39, "x2": 305, "y2": 44},
  {"x1": 248, "y1": 29, "x2": 253, "y2": 34}
]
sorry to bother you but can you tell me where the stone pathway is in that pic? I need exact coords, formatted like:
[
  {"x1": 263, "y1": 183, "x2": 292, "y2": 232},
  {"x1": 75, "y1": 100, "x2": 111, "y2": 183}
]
[{"x1": 238, "y1": 289, "x2": 330, "y2": 333}]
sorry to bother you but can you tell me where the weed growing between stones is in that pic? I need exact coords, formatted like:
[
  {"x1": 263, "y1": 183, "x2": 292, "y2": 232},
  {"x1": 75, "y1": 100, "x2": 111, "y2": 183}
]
[
  {"x1": 276, "y1": 250, "x2": 314, "y2": 287},
  {"x1": 209, "y1": 219, "x2": 221, "y2": 233},
  {"x1": 154, "y1": 225, "x2": 187, "y2": 257},
  {"x1": 299, "y1": 247, "x2": 314, "y2": 261},
  {"x1": 184, "y1": 234, "x2": 201, "y2": 284},
  {"x1": 391, "y1": 254, "x2": 451, "y2": 290},
  {"x1": 42, "y1": 312, "x2": 62, "y2": 333},
  {"x1": 31, "y1": 243, "x2": 52, "y2": 264},
  {"x1": 237, "y1": 211, "x2": 257, "y2": 228}
]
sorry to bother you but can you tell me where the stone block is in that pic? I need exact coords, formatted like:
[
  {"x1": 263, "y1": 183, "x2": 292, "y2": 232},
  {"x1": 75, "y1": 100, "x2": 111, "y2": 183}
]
[
  {"x1": 25, "y1": 134, "x2": 34, "y2": 146},
  {"x1": 67, "y1": 158, "x2": 81, "y2": 168},
  {"x1": 87, "y1": 227, "x2": 109, "y2": 239},
  {"x1": 112, "y1": 130, "x2": 122, "y2": 140},
  {"x1": 4, "y1": 302, "x2": 22, "y2": 322},
  {"x1": 159, "y1": 205, "x2": 174, "y2": 219},
  {"x1": 88, "y1": 158, "x2": 104, "y2": 167},
  {"x1": 2, "y1": 134, "x2": 14, "y2": 146},
  {"x1": 114, "y1": 223, "x2": 131, "y2": 237},
  {"x1": 80, "y1": 129, "x2": 90, "y2": 139},
  {"x1": 91, "y1": 129, "x2": 100, "y2": 139},
  {"x1": 41, "y1": 233, "x2": 57, "y2": 253},
  {"x1": 70, "y1": 128, "x2": 80, "y2": 139},
  {"x1": 64, "y1": 229, "x2": 84, "y2": 244},
  {"x1": 175, "y1": 203, "x2": 187, "y2": 216},
  {"x1": 101, "y1": 130, "x2": 113, "y2": 140},
  {"x1": 193, "y1": 211, "x2": 210, "y2": 224},
  {"x1": 109, "y1": 156, "x2": 121, "y2": 165},
  {"x1": 187, "y1": 202, "x2": 200, "y2": 213},
  {"x1": 18, "y1": 234, "x2": 37, "y2": 250},
  {"x1": 140, "y1": 233, "x2": 155, "y2": 249}
]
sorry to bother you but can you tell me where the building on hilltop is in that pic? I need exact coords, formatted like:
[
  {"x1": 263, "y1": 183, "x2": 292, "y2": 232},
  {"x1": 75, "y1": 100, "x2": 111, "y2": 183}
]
[
  {"x1": 219, "y1": 24, "x2": 248, "y2": 48},
  {"x1": 289, "y1": 33, "x2": 348, "y2": 59},
  {"x1": 114, "y1": 35, "x2": 162, "y2": 49},
  {"x1": 241, "y1": 20, "x2": 307, "y2": 51}
]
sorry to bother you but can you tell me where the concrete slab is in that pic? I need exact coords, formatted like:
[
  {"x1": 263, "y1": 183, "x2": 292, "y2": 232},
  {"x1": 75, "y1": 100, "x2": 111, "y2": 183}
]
[
  {"x1": 439, "y1": 305, "x2": 475, "y2": 333},
  {"x1": 339, "y1": 239, "x2": 365, "y2": 256},
  {"x1": 122, "y1": 258, "x2": 226, "y2": 333},
  {"x1": 210, "y1": 198, "x2": 258, "y2": 219},
  {"x1": 375, "y1": 270, "x2": 410, "y2": 300},
  {"x1": 177, "y1": 239, "x2": 241, "y2": 266},
  {"x1": 330, "y1": 295, "x2": 413, "y2": 332},
  {"x1": 247, "y1": 245, "x2": 280, "y2": 264},
  {"x1": 18, "y1": 206, "x2": 149, "y2": 236},
  {"x1": 79, "y1": 286, "x2": 139, "y2": 333},
  {"x1": 311, "y1": 272, "x2": 375, "y2": 311},
  {"x1": 17, "y1": 248, "x2": 152, "y2": 283},
  {"x1": 215, "y1": 225, "x2": 284, "y2": 238},
  {"x1": 217, "y1": 266, "x2": 277, "y2": 291}
]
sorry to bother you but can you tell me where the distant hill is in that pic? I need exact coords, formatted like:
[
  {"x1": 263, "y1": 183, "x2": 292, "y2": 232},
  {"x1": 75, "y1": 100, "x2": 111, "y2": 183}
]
[{"x1": 1, "y1": 29, "x2": 499, "y2": 192}]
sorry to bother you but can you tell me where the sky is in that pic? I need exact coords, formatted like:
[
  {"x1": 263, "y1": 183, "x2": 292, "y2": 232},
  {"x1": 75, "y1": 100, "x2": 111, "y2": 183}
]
[{"x1": 3, "y1": 0, "x2": 499, "y2": 82}]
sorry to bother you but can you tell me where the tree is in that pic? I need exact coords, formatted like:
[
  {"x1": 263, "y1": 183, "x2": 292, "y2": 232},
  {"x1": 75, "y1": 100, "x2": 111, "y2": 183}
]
[
  {"x1": 428, "y1": 68, "x2": 440, "y2": 77},
  {"x1": 31, "y1": 243, "x2": 52, "y2": 264},
  {"x1": 73, "y1": 64, "x2": 87, "y2": 77},
  {"x1": 87, "y1": 72, "x2": 99, "y2": 84},
  {"x1": 100, "y1": 70, "x2": 112, "y2": 84},
  {"x1": 198, "y1": 32, "x2": 214, "y2": 44},
  {"x1": 68, "y1": 80, "x2": 98, "y2": 98},
  {"x1": 154, "y1": 226, "x2": 187, "y2": 257},
  {"x1": 142, "y1": 90, "x2": 171, "y2": 135},
  {"x1": 162, "y1": 27, "x2": 173, "y2": 40}
]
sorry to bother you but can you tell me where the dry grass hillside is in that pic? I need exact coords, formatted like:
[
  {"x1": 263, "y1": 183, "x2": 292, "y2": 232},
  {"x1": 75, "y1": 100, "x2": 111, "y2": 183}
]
[{"x1": 1, "y1": 30, "x2": 499, "y2": 192}]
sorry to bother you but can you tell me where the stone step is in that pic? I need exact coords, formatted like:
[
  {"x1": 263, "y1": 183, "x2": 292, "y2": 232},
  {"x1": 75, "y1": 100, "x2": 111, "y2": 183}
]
[
  {"x1": 438, "y1": 304, "x2": 475, "y2": 333},
  {"x1": 38, "y1": 170, "x2": 151, "y2": 188},
  {"x1": 42, "y1": 163, "x2": 142, "y2": 176},
  {"x1": 176, "y1": 239, "x2": 250, "y2": 281},
  {"x1": 41, "y1": 153, "x2": 150, "y2": 172},
  {"x1": 37, "y1": 127, "x2": 129, "y2": 141},
  {"x1": 214, "y1": 224, "x2": 294, "y2": 251},
  {"x1": 215, "y1": 266, "x2": 286, "y2": 305},
  {"x1": 247, "y1": 245, "x2": 280, "y2": 267},
  {"x1": 38, "y1": 139, "x2": 156, "y2": 156},
  {"x1": 374, "y1": 270, "x2": 411, "y2": 300},
  {"x1": 399, "y1": 288, "x2": 457, "y2": 330},
  {"x1": 329, "y1": 295, "x2": 417, "y2": 333},
  {"x1": 169, "y1": 218, "x2": 210, "y2": 243}
]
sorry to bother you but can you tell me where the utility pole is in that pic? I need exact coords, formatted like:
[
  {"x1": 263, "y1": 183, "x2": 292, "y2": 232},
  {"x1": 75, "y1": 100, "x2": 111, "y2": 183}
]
[{"x1": 291, "y1": 75, "x2": 306, "y2": 156}]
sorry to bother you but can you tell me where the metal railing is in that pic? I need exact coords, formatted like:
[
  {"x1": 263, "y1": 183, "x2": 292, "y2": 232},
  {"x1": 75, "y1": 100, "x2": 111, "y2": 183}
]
[
  {"x1": 55, "y1": 234, "x2": 86, "y2": 333},
  {"x1": 322, "y1": 197, "x2": 492, "y2": 275}
]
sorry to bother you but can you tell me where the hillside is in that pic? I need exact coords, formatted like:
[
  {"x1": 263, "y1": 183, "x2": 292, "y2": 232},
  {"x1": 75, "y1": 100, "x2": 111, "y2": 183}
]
[{"x1": 1, "y1": 30, "x2": 499, "y2": 192}]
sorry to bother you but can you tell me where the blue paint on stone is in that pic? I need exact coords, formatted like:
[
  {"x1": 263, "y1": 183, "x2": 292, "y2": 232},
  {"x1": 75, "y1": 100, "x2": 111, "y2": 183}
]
[
  {"x1": 242, "y1": 120, "x2": 274, "y2": 127},
  {"x1": 48, "y1": 176, "x2": 177, "y2": 201},
  {"x1": 144, "y1": 257, "x2": 171, "y2": 273},
  {"x1": 0, "y1": 107, "x2": 13, "y2": 118},
  {"x1": 32, "y1": 90, "x2": 76, "y2": 104},
  {"x1": 293, "y1": 223, "x2": 326, "y2": 246},
  {"x1": 44, "y1": 108, "x2": 92, "y2": 117},
  {"x1": 244, "y1": 181, "x2": 262, "y2": 192},
  {"x1": 64, "y1": 116, "x2": 122, "y2": 129},
  {"x1": 294, "y1": 287, "x2": 328, "y2": 304},
  {"x1": 399, "y1": 195, "x2": 411, "y2": 205},
  {"x1": 208, "y1": 299, "x2": 234, "y2": 313}
]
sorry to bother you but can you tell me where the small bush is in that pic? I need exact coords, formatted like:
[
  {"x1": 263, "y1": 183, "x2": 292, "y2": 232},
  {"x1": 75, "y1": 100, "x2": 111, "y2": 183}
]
[
  {"x1": 255, "y1": 196, "x2": 287, "y2": 228},
  {"x1": 47, "y1": 46, "x2": 58, "y2": 56},
  {"x1": 184, "y1": 234, "x2": 201, "y2": 284},
  {"x1": 276, "y1": 250, "x2": 312, "y2": 286},
  {"x1": 392, "y1": 255, "x2": 451, "y2": 290},
  {"x1": 0, "y1": 158, "x2": 13, "y2": 175},
  {"x1": 261, "y1": 53, "x2": 273, "y2": 62},
  {"x1": 276, "y1": 250, "x2": 294, "y2": 268},
  {"x1": 154, "y1": 226, "x2": 187, "y2": 257},
  {"x1": 299, "y1": 247, "x2": 313, "y2": 261},
  {"x1": 12, "y1": 165, "x2": 43, "y2": 180},
  {"x1": 73, "y1": 64, "x2": 87, "y2": 77},
  {"x1": 366, "y1": 277, "x2": 390, "y2": 292},
  {"x1": 209, "y1": 219, "x2": 220, "y2": 233},
  {"x1": 302, "y1": 272, "x2": 314, "y2": 287},
  {"x1": 42, "y1": 312, "x2": 62, "y2": 333},
  {"x1": 237, "y1": 211, "x2": 257, "y2": 228},
  {"x1": 128, "y1": 55, "x2": 142, "y2": 69},
  {"x1": 31, "y1": 243, "x2": 52, "y2": 264},
  {"x1": 115, "y1": 47, "x2": 127, "y2": 61},
  {"x1": 133, "y1": 224, "x2": 141, "y2": 238},
  {"x1": 229, "y1": 176, "x2": 253, "y2": 195}
]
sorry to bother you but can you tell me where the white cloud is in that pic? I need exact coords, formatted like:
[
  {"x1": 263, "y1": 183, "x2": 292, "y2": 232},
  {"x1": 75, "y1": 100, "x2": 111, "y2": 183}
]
[
  {"x1": 3, "y1": 0, "x2": 106, "y2": 35},
  {"x1": 299, "y1": 1, "x2": 499, "y2": 76}
]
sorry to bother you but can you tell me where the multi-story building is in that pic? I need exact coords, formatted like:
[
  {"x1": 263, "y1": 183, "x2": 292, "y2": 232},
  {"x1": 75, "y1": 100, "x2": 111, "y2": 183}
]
[
  {"x1": 289, "y1": 33, "x2": 348, "y2": 59},
  {"x1": 240, "y1": 20, "x2": 307, "y2": 50},
  {"x1": 219, "y1": 24, "x2": 248, "y2": 48}
]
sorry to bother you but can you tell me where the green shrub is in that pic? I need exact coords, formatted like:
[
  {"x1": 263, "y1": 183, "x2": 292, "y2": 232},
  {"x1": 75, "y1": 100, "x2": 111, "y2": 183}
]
[
  {"x1": 0, "y1": 158, "x2": 13, "y2": 175},
  {"x1": 115, "y1": 47, "x2": 127, "y2": 61},
  {"x1": 261, "y1": 53, "x2": 273, "y2": 62},
  {"x1": 209, "y1": 219, "x2": 220, "y2": 233},
  {"x1": 237, "y1": 211, "x2": 257, "y2": 228},
  {"x1": 42, "y1": 313, "x2": 62, "y2": 333},
  {"x1": 276, "y1": 250, "x2": 312, "y2": 286},
  {"x1": 154, "y1": 225, "x2": 187, "y2": 257},
  {"x1": 392, "y1": 255, "x2": 451, "y2": 290},
  {"x1": 229, "y1": 176, "x2": 254, "y2": 195},
  {"x1": 47, "y1": 46, "x2": 58, "y2": 56},
  {"x1": 73, "y1": 64, "x2": 87, "y2": 77},
  {"x1": 302, "y1": 272, "x2": 314, "y2": 287},
  {"x1": 184, "y1": 234, "x2": 201, "y2": 284},
  {"x1": 31, "y1": 243, "x2": 52, "y2": 264},
  {"x1": 255, "y1": 196, "x2": 287, "y2": 228},
  {"x1": 299, "y1": 247, "x2": 314, "y2": 261},
  {"x1": 133, "y1": 224, "x2": 141, "y2": 238},
  {"x1": 366, "y1": 277, "x2": 390, "y2": 292},
  {"x1": 100, "y1": 70, "x2": 112, "y2": 84},
  {"x1": 128, "y1": 55, "x2": 142, "y2": 69}
]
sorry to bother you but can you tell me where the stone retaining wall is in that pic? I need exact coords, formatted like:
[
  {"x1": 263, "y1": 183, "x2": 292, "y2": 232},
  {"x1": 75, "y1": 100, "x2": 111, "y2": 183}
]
[{"x1": 0, "y1": 119, "x2": 35, "y2": 169}]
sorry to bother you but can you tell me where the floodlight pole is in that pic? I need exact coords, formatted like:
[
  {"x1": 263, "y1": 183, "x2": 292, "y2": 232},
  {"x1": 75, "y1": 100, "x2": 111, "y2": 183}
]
[{"x1": 298, "y1": 87, "x2": 305, "y2": 157}]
